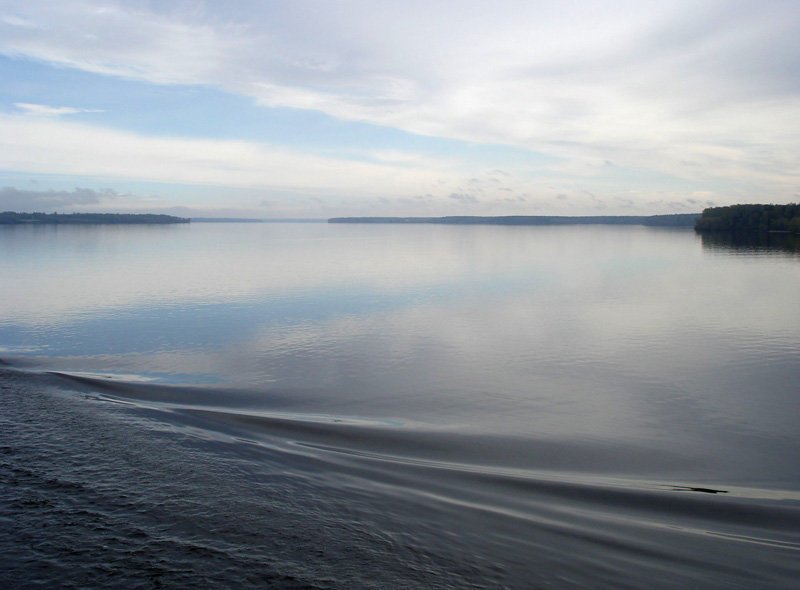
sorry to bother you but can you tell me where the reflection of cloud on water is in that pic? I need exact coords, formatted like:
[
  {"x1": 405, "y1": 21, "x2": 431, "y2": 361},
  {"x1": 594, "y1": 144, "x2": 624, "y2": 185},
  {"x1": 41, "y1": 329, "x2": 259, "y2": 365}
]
[{"x1": 3, "y1": 223, "x2": 532, "y2": 326}]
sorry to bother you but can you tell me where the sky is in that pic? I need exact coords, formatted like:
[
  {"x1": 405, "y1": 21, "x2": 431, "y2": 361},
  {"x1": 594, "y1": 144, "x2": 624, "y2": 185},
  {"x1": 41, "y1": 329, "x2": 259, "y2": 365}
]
[{"x1": 1, "y1": 0, "x2": 798, "y2": 218}]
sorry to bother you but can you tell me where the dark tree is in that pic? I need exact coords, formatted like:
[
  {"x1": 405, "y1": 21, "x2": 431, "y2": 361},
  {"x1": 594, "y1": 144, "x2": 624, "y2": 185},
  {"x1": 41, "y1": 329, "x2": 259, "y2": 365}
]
[{"x1": 695, "y1": 204, "x2": 800, "y2": 234}]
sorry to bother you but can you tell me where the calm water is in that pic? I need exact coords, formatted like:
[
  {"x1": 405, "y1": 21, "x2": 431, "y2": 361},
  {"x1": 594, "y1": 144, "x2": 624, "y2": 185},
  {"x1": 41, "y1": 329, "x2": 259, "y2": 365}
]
[{"x1": 1, "y1": 223, "x2": 799, "y2": 588}]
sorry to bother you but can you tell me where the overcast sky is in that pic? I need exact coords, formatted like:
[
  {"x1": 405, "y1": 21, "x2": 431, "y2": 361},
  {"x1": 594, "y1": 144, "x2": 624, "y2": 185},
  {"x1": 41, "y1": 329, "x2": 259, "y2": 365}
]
[{"x1": 1, "y1": 0, "x2": 798, "y2": 217}]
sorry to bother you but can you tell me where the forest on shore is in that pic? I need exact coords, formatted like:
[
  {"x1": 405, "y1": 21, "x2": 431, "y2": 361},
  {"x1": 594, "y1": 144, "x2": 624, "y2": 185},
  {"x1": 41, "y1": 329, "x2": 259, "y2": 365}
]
[
  {"x1": 695, "y1": 204, "x2": 800, "y2": 234},
  {"x1": 0, "y1": 212, "x2": 190, "y2": 225}
]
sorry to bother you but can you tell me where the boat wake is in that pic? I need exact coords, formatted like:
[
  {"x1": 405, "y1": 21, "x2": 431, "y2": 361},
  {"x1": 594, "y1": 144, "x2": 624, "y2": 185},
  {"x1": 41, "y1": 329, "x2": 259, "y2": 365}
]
[{"x1": 2, "y1": 364, "x2": 799, "y2": 588}]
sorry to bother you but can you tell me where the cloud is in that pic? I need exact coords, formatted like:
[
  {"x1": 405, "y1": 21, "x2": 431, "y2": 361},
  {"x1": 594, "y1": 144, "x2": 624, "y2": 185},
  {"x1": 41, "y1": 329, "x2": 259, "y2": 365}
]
[
  {"x1": 0, "y1": 186, "x2": 123, "y2": 211},
  {"x1": 448, "y1": 192, "x2": 479, "y2": 204},
  {"x1": 14, "y1": 102, "x2": 103, "y2": 117},
  {"x1": 0, "y1": 1, "x2": 798, "y2": 211},
  {"x1": 1, "y1": 15, "x2": 38, "y2": 29},
  {"x1": 0, "y1": 113, "x2": 462, "y2": 197}
]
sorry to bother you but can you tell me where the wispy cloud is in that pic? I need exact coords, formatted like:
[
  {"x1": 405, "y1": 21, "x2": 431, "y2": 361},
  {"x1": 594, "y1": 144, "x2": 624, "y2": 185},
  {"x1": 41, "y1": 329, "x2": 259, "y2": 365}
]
[
  {"x1": 0, "y1": 113, "x2": 462, "y2": 197},
  {"x1": 14, "y1": 102, "x2": 103, "y2": 117},
  {"x1": 1, "y1": 14, "x2": 40, "y2": 29},
  {"x1": 448, "y1": 192, "x2": 480, "y2": 205}
]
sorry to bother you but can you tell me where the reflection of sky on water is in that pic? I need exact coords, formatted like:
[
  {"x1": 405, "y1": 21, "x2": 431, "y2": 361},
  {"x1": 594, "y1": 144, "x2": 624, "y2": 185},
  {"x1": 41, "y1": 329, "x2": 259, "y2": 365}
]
[
  {"x1": 3, "y1": 222, "x2": 800, "y2": 486},
  {"x1": 0, "y1": 276, "x2": 554, "y2": 357},
  {"x1": 3, "y1": 224, "x2": 798, "y2": 375},
  {"x1": 1, "y1": 223, "x2": 687, "y2": 326},
  {"x1": 1, "y1": 225, "x2": 505, "y2": 323}
]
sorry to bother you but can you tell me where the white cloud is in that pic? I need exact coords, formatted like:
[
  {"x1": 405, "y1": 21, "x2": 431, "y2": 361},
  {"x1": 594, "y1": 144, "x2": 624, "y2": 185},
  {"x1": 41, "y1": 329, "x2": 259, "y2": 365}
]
[
  {"x1": 14, "y1": 102, "x2": 103, "y2": 116},
  {"x1": 1, "y1": 14, "x2": 39, "y2": 29},
  {"x1": 0, "y1": 113, "x2": 462, "y2": 197},
  {"x1": 1, "y1": 0, "x2": 799, "y2": 210},
  {"x1": 2, "y1": 112, "x2": 716, "y2": 216}
]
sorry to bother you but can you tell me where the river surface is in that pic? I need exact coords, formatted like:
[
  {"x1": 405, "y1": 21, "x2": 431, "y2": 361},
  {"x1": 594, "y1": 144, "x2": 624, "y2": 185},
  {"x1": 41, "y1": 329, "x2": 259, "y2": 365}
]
[{"x1": 1, "y1": 222, "x2": 799, "y2": 588}]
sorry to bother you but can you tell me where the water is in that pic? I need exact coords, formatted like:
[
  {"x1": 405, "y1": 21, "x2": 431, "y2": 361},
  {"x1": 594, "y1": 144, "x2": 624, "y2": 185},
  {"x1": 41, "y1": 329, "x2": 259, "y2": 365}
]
[{"x1": 1, "y1": 223, "x2": 799, "y2": 588}]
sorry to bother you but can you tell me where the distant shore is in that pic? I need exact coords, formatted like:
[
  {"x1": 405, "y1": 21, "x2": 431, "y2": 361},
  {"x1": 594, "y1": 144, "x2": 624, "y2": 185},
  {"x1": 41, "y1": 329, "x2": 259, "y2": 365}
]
[
  {"x1": 328, "y1": 214, "x2": 700, "y2": 227},
  {"x1": 0, "y1": 212, "x2": 190, "y2": 225}
]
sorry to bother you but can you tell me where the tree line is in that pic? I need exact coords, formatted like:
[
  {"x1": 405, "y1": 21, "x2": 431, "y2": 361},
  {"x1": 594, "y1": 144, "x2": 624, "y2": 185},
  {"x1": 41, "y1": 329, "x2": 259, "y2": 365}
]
[
  {"x1": 695, "y1": 204, "x2": 800, "y2": 234},
  {"x1": 0, "y1": 212, "x2": 190, "y2": 225}
]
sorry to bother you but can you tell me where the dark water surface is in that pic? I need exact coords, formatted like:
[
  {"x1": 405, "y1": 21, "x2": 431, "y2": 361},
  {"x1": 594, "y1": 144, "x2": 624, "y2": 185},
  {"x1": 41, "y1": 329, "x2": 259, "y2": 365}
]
[{"x1": 1, "y1": 223, "x2": 799, "y2": 588}]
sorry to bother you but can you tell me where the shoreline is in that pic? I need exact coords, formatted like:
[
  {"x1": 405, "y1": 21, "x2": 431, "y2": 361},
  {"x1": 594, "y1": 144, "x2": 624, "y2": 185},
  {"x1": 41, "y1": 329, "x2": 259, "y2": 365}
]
[{"x1": 328, "y1": 213, "x2": 699, "y2": 227}]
